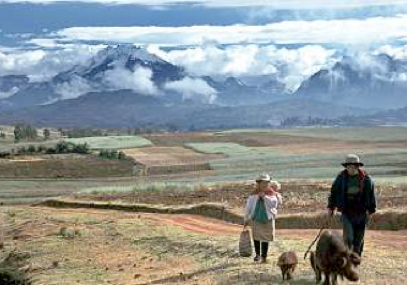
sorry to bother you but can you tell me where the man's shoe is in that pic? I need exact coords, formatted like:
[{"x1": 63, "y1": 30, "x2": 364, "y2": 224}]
[
  {"x1": 260, "y1": 257, "x2": 268, "y2": 264},
  {"x1": 254, "y1": 255, "x2": 261, "y2": 263}
]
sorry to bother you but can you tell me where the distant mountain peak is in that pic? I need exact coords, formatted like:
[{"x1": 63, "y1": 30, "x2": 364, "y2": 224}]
[
  {"x1": 96, "y1": 44, "x2": 166, "y2": 65},
  {"x1": 52, "y1": 44, "x2": 183, "y2": 85}
]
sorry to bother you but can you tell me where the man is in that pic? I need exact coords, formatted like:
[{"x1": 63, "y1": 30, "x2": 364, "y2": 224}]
[{"x1": 328, "y1": 154, "x2": 376, "y2": 258}]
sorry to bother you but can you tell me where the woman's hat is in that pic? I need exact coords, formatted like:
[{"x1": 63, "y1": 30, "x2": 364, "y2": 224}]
[
  {"x1": 256, "y1": 173, "x2": 271, "y2": 183},
  {"x1": 342, "y1": 154, "x2": 364, "y2": 167}
]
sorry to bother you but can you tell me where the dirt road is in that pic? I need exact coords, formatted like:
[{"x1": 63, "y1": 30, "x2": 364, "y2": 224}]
[{"x1": 32, "y1": 207, "x2": 407, "y2": 251}]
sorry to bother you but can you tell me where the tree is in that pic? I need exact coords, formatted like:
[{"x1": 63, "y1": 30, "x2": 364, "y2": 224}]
[
  {"x1": 14, "y1": 125, "x2": 22, "y2": 143},
  {"x1": 37, "y1": 145, "x2": 46, "y2": 153},
  {"x1": 55, "y1": 141, "x2": 70, "y2": 154},
  {"x1": 43, "y1": 129, "x2": 51, "y2": 140},
  {"x1": 27, "y1": 145, "x2": 36, "y2": 153},
  {"x1": 73, "y1": 143, "x2": 89, "y2": 154},
  {"x1": 118, "y1": 151, "x2": 126, "y2": 160}
]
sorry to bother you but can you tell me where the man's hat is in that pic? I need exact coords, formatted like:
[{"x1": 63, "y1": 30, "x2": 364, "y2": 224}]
[{"x1": 342, "y1": 154, "x2": 364, "y2": 167}]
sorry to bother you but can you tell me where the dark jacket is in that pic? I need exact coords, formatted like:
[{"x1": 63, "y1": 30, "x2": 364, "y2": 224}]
[{"x1": 328, "y1": 170, "x2": 376, "y2": 214}]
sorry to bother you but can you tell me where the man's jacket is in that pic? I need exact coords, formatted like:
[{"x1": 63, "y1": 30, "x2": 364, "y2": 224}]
[{"x1": 328, "y1": 169, "x2": 376, "y2": 214}]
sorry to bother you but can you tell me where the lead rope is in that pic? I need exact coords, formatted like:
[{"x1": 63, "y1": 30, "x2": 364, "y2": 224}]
[{"x1": 303, "y1": 215, "x2": 333, "y2": 260}]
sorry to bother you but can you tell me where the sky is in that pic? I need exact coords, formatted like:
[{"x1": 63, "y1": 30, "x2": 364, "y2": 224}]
[{"x1": 2, "y1": 0, "x2": 407, "y2": 93}]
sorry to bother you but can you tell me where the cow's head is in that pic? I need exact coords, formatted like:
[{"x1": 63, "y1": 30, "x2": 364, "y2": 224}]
[{"x1": 334, "y1": 251, "x2": 360, "y2": 282}]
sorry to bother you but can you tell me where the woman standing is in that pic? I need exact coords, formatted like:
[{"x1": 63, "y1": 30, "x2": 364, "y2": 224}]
[{"x1": 244, "y1": 174, "x2": 282, "y2": 263}]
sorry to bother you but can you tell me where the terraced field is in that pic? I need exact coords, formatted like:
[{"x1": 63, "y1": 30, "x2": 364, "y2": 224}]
[
  {"x1": 122, "y1": 147, "x2": 223, "y2": 166},
  {"x1": 65, "y1": 136, "x2": 153, "y2": 150}
]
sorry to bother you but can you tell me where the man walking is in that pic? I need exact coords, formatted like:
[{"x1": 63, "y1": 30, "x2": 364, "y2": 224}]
[{"x1": 328, "y1": 154, "x2": 377, "y2": 258}]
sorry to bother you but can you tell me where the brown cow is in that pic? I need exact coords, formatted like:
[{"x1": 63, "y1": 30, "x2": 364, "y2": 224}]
[
  {"x1": 277, "y1": 251, "x2": 298, "y2": 281},
  {"x1": 310, "y1": 230, "x2": 361, "y2": 285}
]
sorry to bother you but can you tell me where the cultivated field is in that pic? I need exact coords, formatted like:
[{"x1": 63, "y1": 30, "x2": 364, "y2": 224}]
[
  {"x1": 122, "y1": 147, "x2": 223, "y2": 166},
  {"x1": 1, "y1": 127, "x2": 407, "y2": 284},
  {"x1": 0, "y1": 154, "x2": 134, "y2": 180},
  {"x1": 65, "y1": 136, "x2": 153, "y2": 150}
]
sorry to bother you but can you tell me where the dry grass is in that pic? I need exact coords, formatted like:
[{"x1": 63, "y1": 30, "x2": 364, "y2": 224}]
[{"x1": 0, "y1": 206, "x2": 405, "y2": 285}]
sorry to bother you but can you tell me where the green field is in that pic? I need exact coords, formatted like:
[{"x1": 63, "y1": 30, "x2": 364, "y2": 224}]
[
  {"x1": 186, "y1": 142, "x2": 407, "y2": 180},
  {"x1": 222, "y1": 127, "x2": 407, "y2": 142},
  {"x1": 65, "y1": 135, "x2": 153, "y2": 150}
]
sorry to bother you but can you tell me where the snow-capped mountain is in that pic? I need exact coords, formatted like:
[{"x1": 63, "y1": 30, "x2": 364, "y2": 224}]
[
  {"x1": 0, "y1": 45, "x2": 188, "y2": 110},
  {"x1": 294, "y1": 54, "x2": 407, "y2": 109},
  {"x1": 2, "y1": 45, "x2": 407, "y2": 129},
  {"x1": 0, "y1": 44, "x2": 285, "y2": 110},
  {"x1": 53, "y1": 45, "x2": 184, "y2": 85}
]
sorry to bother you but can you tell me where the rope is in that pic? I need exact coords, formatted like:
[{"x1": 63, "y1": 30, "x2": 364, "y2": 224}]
[{"x1": 303, "y1": 215, "x2": 333, "y2": 260}]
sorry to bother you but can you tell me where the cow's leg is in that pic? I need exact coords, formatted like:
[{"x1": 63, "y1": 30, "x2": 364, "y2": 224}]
[
  {"x1": 332, "y1": 273, "x2": 338, "y2": 285},
  {"x1": 281, "y1": 267, "x2": 285, "y2": 281},
  {"x1": 323, "y1": 272, "x2": 331, "y2": 285},
  {"x1": 310, "y1": 252, "x2": 321, "y2": 283},
  {"x1": 316, "y1": 269, "x2": 322, "y2": 284}
]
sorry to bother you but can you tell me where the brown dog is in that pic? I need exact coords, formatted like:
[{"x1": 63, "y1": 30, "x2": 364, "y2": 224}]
[{"x1": 277, "y1": 251, "x2": 298, "y2": 281}]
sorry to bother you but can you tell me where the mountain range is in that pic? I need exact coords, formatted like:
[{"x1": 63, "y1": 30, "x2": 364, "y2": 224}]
[{"x1": 0, "y1": 45, "x2": 406, "y2": 129}]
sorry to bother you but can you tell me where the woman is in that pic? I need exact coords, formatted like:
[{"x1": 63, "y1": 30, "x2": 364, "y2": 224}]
[{"x1": 244, "y1": 173, "x2": 282, "y2": 263}]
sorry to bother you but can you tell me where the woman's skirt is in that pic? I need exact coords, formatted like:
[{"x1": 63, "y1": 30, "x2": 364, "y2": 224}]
[{"x1": 251, "y1": 219, "x2": 275, "y2": 242}]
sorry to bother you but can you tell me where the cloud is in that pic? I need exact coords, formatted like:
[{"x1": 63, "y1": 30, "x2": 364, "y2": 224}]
[
  {"x1": 151, "y1": 44, "x2": 336, "y2": 91},
  {"x1": 375, "y1": 44, "x2": 407, "y2": 59},
  {"x1": 164, "y1": 77, "x2": 217, "y2": 103},
  {"x1": 0, "y1": 44, "x2": 104, "y2": 81},
  {"x1": 42, "y1": 15, "x2": 407, "y2": 47},
  {"x1": 103, "y1": 66, "x2": 158, "y2": 95},
  {"x1": 0, "y1": 86, "x2": 19, "y2": 99},
  {"x1": 54, "y1": 76, "x2": 94, "y2": 100},
  {"x1": 1, "y1": 0, "x2": 407, "y2": 9}
]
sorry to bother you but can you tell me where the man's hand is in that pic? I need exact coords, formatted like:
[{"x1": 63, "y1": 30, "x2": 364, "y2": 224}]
[
  {"x1": 367, "y1": 213, "x2": 373, "y2": 227},
  {"x1": 258, "y1": 192, "x2": 266, "y2": 198},
  {"x1": 328, "y1": 208, "x2": 335, "y2": 217},
  {"x1": 243, "y1": 221, "x2": 249, "y2": 230}
]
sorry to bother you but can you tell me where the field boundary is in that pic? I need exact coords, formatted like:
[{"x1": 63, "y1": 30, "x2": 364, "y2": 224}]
[{"x1": 36, "y1": 199, "x2": 407, "y2": 231}]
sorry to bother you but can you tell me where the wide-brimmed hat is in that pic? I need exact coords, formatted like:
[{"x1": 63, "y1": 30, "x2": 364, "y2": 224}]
[
  {"x1": 342, "y1": 154, "x2": 364, "y2": 167},
  {"x1": 256, "y1": 173, "x2": 271, "y2": 183}
]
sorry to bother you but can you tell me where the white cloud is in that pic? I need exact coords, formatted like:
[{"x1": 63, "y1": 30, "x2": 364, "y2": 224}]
[
  {"x1": 45, "y1": 15, "x2": 407, "y2": 47},
  {"x1": 164, "y1": 77, "x2": 217, "y2": 103},
  {"x1": 54, "y1": 76, "x2": 94, "y2": 100},
  {"x1": 0, "y1": 45, "x2": 103, "y2": 81},
  {"x1": 103, "y1": 66, "x2": 158, "y2": 95},
  {"x1": 375, "y1": 44, "x2": 407, "y2": 59},
  {"x1": 0, "y1": 86, "x2": 19, "y2": 99},
  {"x1": 151, "y1": 44, "x2": 336, "y2": 91},
  {"x1": 1, "y1": 0, "x2": 407, "y2": 9}
]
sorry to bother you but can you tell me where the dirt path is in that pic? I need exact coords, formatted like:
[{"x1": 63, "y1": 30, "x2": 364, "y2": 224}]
[{"x1": 28, "y1": 207, "x2": 407, "y2": 251}]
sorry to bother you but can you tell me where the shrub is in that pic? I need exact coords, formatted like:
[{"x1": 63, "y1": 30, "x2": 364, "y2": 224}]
[{"x1": 27, "y1": 145, "x2": 36, "y2": 153}]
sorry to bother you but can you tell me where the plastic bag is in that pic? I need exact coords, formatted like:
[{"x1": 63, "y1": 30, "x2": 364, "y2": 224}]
[{"x1": 239, "y1": 229, "x2": 253, "y2": 257}]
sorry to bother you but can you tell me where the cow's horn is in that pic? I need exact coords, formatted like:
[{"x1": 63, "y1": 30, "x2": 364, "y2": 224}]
[{"x1": 341, "y1": 257, "x2": 347, "y2": 267}]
